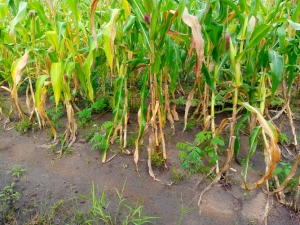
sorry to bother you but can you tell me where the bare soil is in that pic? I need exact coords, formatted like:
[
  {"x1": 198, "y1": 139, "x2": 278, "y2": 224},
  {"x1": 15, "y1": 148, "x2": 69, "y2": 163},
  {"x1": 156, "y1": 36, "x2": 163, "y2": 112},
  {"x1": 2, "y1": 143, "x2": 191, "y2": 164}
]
[{"x1": 1, "y1": 91, "x2": 300, "y2": 225}]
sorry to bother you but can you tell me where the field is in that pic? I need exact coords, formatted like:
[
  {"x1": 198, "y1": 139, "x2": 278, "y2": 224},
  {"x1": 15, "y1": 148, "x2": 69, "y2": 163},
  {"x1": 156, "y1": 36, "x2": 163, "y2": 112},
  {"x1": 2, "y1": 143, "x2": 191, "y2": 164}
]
[{"x1": 1, "y1": 0, "x2": 300, "y2": 224}]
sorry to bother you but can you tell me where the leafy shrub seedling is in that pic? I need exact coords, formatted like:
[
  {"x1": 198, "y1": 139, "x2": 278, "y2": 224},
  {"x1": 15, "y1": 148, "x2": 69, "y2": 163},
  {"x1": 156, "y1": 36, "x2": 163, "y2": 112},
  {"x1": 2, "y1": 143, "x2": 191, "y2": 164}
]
[{"x1": 177, "y1": 131, "x2": 224, "y2": 175}]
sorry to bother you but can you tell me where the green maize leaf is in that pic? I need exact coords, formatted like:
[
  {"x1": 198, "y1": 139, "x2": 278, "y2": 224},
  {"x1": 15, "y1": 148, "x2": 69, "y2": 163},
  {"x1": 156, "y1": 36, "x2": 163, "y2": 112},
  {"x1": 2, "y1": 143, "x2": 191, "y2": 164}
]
[
  {"x1": 127, "y1": 0, "x2": 146, "y2": 23},
  {"x1": 242, "y1": 126, "x2": 261, "y2": 189},
  {"x1": 215, "y1": 1, "x2": 227, "y2": 23},
  {"x1": 50, "y1": 62, "x2": 63, "y2": 107},
  {"x1": 8, "y1": 0, "x2": 17, "y2": 15},
  {"x1": 292, "y1": 0, "x2": 300, "y2": 22},
  {"x1": 127, "y1": 0, "x2": 151, "y2": 52},
  {"x1": 48, "y1": 51, "x2": 59, "y2": 63},
  {"x1": 66, "y1": 0, "x2": 79, "y2": 25},
  {"x1": 268, "y1": 50, "x2": 283, "y2": 99},
  {"x1": 61, "y1": 62, "x2": 75, "y2": 102},
  {"x1": 202, "y1": 62, "x2": 215, "y2": 93},
  {"x1": 234, "y1": 111, "x2": 250, "y2": 158},
  {"x1": 75, "y1": 63, "x2": 87, "y2": 94},
  {"x1": 229, "y1": 38, "x2": 236, "y2": 67},
  {"x1": 249, "y1": 0, "x2": 258, "y2": 17},
  {"x1": 65, "y1": 38, "x2": 76, "y2": 62},
  {"x1": 286, "y1": 47, "x2": 298, "y2": 94},
  {"x1": 46, "y1": 31, "x2": 59, "y2": 51},
  {"x1": 239, "y1": 0, "x2": 249, "y2": 13},
  {"x1": 221, "y1": 0, "x2": 241, "y2": 16},
  {"x1": 103, "y1": 9, "x2": 121, "y2": 71},
  {"x1": 0, "y1": 3, "x2": 8, "y2": 19},
  {"x1": 277, "y1": 26, "x2": 285, "y2": 53},
  {"x1": 177, "y1": 0, "x2": 187, "y2": 26},
  {"x1": 9, "y1": 1, "x2": 27, "y2": 39},
  {"x1": 35, "y1": 75, "x2": 49, "y2": 108},
  {"x1": 123, "y1": 15, "x2": 135, "y2": 33},
  {"x1": 83, "y1": 51, "x2": 94, "y2": 102},
  {"x1": 247, "y1": 24, "x2": 271, "y2": 49},
  {"x1": 56, "y1": 21, "x2": 66, "y2": 46},
  {"x1": 257, "y1": 46, "x2": 269, "y2": 68},
  {"x1": 150, "y1": 8, "x2": 158, "y2": 41},
  {"x1": 28, "y1": 2, "x2": 49, "y2": 26},
  {"x1": 287, "y1": 19, "x2": 300, "y2": 30}
]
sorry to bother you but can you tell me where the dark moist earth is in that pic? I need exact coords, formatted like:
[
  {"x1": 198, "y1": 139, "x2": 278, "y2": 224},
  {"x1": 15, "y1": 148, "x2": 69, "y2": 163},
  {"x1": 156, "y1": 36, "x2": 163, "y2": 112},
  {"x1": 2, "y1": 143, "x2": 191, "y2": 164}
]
[{"x1": 1, "y1": 95, "x2": 300, "y2": 224}]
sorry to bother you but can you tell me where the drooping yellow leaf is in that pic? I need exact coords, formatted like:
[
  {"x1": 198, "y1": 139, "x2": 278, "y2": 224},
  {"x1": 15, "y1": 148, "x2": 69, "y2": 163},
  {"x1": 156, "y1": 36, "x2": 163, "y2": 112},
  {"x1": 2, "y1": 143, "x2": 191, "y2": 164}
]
[
  {"x1": 242, "y1": 102, "x2": 281, "y2": 190},
  {"x1": 11, "y1": 51, "x2": 30, "y2": 100},
  {"x1": 122, "y1": 0, "x2": 130, "y2": 19}
]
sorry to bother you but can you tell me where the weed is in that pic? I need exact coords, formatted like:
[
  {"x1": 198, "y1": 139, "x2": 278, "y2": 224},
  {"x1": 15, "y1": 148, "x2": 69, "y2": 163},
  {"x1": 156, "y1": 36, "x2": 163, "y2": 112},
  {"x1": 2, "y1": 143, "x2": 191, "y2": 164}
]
[
  {"x1": 177, "y1": 131, "x2": 225, "y2": 175},
  {"x1": 177, "y1": 193, "x2": 194, "y2": 225},
  {"x1": 273, "y1": 161, "x2": 299, "y2": 189},
  {"x1": 278, "y1": 132, "x2": 289, "y2": 144},
  {"x1": 82, "y1": 181, "x2": 157, "y2": 224},
  {"x1": 46, "y1": 103, "x2": 64, "y2": 129},
  {"x1": 172, "y1": 166, "x2": 184, "y2": 184},
  {"x1": 185, "y1": 119, "x2": 196, "y2": 132},
  {"x1": 7, "y1": 165, "x2": 26, "y2": 178},
  {"x1": 86, "y1": 157, "x2": 91, "y2": 164},
  {"x1": 150, "y1": 151, "x2": 164, "y2": 168},
  {"x1": 92, "y1": 98, "x2": 108, "y2": 112},
  {"x1": 241, "y1": 157, "x2": 253, "y2": 169},
  {"x1": 14, "y1": 117, "x2": 31, "y2": 133},
  {"x1": 77, "y1": 108, "x2": 93, "y2": 127},
  {"x1": 0, "y1": 182, "x2": 20, "y2": 224}
]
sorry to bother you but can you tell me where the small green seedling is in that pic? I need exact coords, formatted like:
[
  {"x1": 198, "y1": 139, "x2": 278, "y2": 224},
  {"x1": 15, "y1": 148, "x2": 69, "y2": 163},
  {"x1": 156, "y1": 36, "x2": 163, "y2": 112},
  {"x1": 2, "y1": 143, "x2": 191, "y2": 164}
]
[{"x1": 7, "y1": 165, "x2": 26, "y2": 178}]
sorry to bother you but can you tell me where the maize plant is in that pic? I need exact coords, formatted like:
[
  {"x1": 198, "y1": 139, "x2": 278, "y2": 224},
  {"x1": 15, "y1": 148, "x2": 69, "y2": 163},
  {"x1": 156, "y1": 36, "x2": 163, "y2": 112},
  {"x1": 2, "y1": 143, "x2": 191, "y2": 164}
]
[{"x1": 1, "y1": 0, "x2": 300, "y2": 213}]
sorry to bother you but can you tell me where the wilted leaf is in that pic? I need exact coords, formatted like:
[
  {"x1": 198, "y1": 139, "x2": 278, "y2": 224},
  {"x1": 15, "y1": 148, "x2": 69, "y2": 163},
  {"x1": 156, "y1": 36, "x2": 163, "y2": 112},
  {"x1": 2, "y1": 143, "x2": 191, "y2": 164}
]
[
  {"x1": 181, "y1": 8, "x2": 204, "y2": 79},
  {"x1": 11, "y1": 51, "x2": 30, "y2": 100},
  {"x1": 183, "y1": 90, "x2": 194, "y2": 132},
  {"x1": 90, "y1": 0, "x2": 99, "y2": 48},
  {"x1": 242, "y1": 102, "x2": 281, "y2": 190}
]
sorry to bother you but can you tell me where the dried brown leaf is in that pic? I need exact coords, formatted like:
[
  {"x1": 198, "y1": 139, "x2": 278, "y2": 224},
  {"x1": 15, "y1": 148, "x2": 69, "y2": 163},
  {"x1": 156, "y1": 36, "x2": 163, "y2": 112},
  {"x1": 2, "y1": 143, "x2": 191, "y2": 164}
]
[
  {"x1": 181, "y1": 8, "x2": 204, "y2": 78},
  {"x1": 183, "y1": 90, "x2": 194, "y2": 132}
]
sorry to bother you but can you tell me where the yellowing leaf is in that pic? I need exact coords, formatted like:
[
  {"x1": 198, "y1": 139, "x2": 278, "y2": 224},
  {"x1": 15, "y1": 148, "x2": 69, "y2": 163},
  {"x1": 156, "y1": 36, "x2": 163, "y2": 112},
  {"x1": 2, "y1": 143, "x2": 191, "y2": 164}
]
[
  {"x1": 11, "y1": 51, "x2": 30, "y2": 100},
  {"x1": 50, "y1": 62, "x2": 63, "y2": 107},
  {"x1": 103, "y1": 9, "x2": 121, "y2": 71}
]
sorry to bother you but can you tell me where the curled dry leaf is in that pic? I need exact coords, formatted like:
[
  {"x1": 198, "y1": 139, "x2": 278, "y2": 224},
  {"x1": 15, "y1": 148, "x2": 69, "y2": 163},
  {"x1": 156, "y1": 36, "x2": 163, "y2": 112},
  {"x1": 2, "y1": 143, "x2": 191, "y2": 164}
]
[
  {"x1": 64, "y1": 104, "x2": 77, "y2": 147},
  {"x1": 242, "y1": 102, "x2": 281, "y2": 190},
  {"x1": 171, "y1": 105, "x2": 179, "y2": 121},
  {"x1": 265, "y1": 153, "x2": 300, "y2": 195},
  {"x1": 183, "y1": 89, "x2": 194, "y2": 132},
  {"x1": 181, "y1": 8, "x2": 204, "y2": 79},
  {"x1": 11, "y1": 51, "x2": 30, "y2": 117}
]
